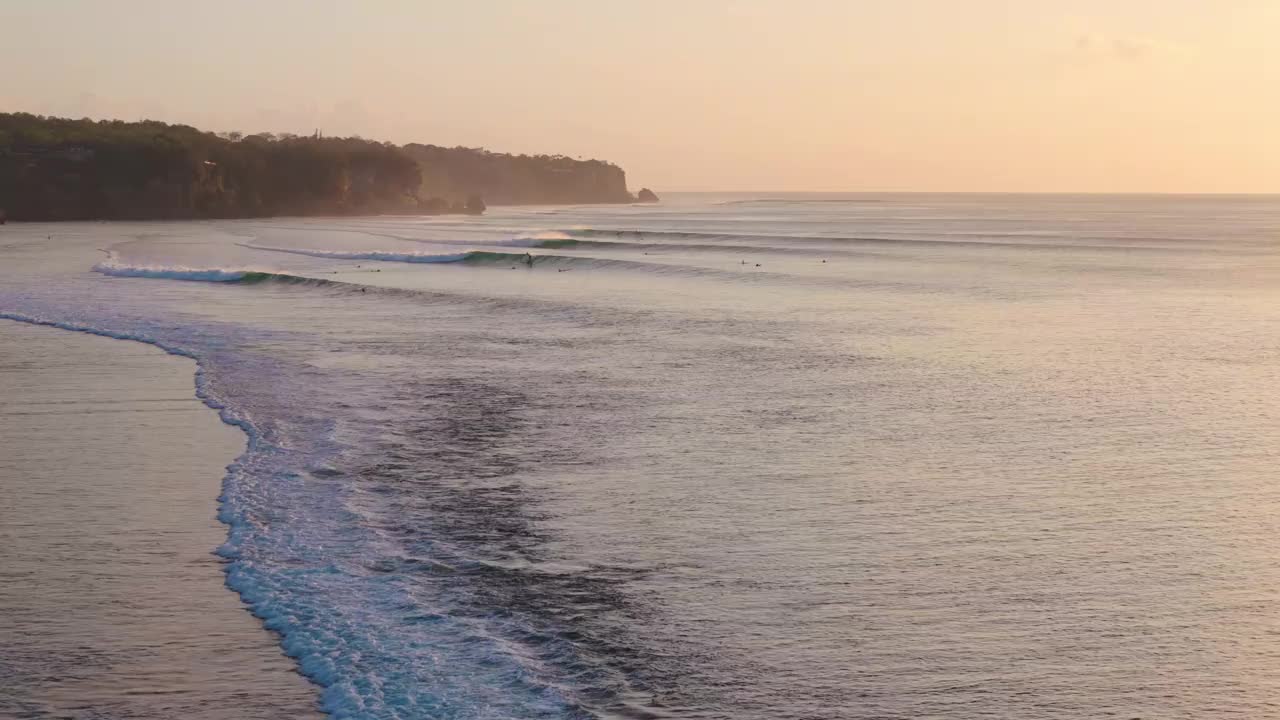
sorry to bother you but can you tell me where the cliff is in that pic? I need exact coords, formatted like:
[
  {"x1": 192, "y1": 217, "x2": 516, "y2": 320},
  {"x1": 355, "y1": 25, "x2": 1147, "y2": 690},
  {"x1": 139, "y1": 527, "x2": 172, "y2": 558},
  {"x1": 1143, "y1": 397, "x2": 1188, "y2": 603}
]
[
  {"x1": 0, "y1": 113, "x2": 636, "y2": 221},
  {"x1": 402, "y1": 144, "x2": 633, "y2": 205}
]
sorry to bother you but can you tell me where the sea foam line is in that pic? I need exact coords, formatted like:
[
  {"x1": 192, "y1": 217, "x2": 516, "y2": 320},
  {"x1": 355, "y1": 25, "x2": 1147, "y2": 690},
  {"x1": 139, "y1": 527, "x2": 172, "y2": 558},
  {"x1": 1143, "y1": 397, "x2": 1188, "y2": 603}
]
[
  {"x1": 0, "y1": 311, "x2": 305, "y2": 695},
  {"x1": 0, "y1": 310, "x2": 588, "y2": 718},
  {"x1": 94, "y1": 261, "x2": 259, "y2": 282},
  {"x1": 0, "y1": 312, "x2": 342, "y2": 710}
]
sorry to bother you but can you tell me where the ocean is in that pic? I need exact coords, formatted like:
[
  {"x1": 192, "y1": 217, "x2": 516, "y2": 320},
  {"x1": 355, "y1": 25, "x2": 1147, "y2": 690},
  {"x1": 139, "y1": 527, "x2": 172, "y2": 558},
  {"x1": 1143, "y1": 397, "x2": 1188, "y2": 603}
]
[{"x1": 4, "y1": 193, "x2": 1280, "y2": 719}]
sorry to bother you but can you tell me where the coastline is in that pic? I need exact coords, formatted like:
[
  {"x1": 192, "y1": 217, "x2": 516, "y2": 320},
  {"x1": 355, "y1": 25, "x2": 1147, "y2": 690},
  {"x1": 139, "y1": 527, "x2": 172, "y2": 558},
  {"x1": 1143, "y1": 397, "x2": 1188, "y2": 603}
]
[
  {"x1": 0, "y1": 196, "x2": 648, "y2": 224},
  {"x1": 0, "y1": 320, "x2": 321, "y2": 719}
]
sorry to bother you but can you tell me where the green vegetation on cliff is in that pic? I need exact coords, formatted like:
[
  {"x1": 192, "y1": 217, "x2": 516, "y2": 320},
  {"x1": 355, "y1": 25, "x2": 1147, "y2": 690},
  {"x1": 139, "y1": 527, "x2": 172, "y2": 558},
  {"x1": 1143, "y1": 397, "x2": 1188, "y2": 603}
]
[{"x1": 0, "y1": 113, "x2": 636, "y2": 221}]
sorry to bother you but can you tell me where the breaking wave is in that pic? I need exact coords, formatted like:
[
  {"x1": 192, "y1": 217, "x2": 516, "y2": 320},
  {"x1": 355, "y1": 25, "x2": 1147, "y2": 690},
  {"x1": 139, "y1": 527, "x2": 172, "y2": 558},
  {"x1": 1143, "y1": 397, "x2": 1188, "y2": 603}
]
[
  {"x1": 94, "y1": 263, "x2": 269, "y2": 283},
  {"x1": 91, "y1": 262, "x2": 357, "y2": 289}
]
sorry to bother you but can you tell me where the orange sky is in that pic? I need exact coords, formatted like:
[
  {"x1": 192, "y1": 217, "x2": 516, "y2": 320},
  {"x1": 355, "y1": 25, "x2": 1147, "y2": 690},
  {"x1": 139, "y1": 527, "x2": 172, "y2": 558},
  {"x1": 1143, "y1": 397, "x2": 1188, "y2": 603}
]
[{"x1": 2, "y1": 1, "x2": 1276, "y2": 192}]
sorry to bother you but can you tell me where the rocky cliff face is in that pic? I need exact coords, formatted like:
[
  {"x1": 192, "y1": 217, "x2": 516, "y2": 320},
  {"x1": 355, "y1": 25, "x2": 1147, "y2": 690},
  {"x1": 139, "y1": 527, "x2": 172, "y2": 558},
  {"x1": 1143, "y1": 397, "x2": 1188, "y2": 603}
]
[
  {"x1": 0, "y1": 143, "x2": 423, "y2": 221},
  {"x1": 403, "y1": 144, "x2": 633, "y2": 205}
]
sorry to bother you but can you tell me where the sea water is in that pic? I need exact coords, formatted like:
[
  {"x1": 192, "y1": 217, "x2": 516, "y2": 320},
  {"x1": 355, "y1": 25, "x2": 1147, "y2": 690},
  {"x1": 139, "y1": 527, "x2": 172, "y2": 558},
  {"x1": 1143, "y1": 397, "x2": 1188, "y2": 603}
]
[
  {"x1": 4, "y1": 194, "x2": 1280, "y2": 719},
  {"x1": 0, "y1": 321, "x2": 322, "y2": 719}
]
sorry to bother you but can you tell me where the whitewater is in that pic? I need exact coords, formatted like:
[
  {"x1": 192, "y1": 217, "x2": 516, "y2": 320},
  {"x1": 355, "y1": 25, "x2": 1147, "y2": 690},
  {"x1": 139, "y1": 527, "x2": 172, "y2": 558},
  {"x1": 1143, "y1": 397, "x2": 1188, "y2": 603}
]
[{"x1": 5, "y1": 193, "x2": 1280, "y2": 719}]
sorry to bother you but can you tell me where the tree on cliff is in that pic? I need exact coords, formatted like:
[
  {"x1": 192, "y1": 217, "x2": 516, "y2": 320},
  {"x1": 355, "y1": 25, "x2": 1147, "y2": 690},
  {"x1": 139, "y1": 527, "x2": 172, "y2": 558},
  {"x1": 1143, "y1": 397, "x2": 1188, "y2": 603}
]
[{"x1": 0, "y1": 114, "x2": 425, "y2": 220}]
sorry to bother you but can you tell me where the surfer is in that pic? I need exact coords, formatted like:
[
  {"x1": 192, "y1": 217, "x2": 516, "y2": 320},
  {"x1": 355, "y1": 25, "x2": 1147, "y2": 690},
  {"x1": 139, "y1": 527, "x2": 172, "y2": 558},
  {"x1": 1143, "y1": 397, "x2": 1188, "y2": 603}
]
[{"x1": 523, "y1": 252, "x2": 534, "y2": 268}]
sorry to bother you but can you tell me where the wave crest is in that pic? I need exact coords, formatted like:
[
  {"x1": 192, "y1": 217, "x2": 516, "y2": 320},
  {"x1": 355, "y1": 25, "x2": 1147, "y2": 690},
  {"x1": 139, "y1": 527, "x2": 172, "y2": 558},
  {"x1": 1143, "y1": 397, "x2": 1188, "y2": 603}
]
[{"x1": 94, "y1": 263, "x2": 263, "y2": 282}]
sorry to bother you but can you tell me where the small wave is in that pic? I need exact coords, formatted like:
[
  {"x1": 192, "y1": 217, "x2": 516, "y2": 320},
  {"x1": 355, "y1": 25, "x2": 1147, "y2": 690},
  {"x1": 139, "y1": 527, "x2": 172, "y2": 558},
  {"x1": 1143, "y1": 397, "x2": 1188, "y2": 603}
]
[
  {"x1": 563, "y1": 227, "x2": 869, "y2": 245},
  {"x1": 460, "y1": 251, "x2": 715, "y2": 276},
  {"x1": 242, "y1": 243, "x2": 603, "y2": 268},
  {"x1": 394, "y1": 232, "x2": 575, "y2": 250},
  {"x1": 518, "y1": 231, "x2": 575, "y2": 242},
  {"x1": 92, "y1": 262, "x2": 341, "y2": 289},
  {"x1": 715, "y1": 197, "x2": 883, "y2": 206},
  {"x1": 377, "y1": 230, "x2": 574, "y2": 250},
  {"x1": 558, "y1": 227, "x2": 1195, "y2": 252},
  {"x1": 241, "y1": 243, "x2": 671, "y2": 272},
  {"x1": 89, "y1": 251, "x2": 1011, "y2": 302},
  {"x1": 240, "y1": 244, "x2": 472, "y2": 264},
  {"x1": 529, "y1": 238, "x2": 581, "y2": 249},
  {"x1": 531, "y1": 237, "x2": 877, "y2": 258},
  {"x1": 233, "y1": 225, "x2": 571, "y2": 251}
]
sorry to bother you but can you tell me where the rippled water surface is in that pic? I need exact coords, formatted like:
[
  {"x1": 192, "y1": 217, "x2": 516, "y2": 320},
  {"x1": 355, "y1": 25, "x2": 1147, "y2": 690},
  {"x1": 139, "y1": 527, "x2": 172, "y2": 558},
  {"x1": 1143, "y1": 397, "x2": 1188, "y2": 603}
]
[
  {"x1": 0, "y1": 322, "x2": 322, "y2": 719},
  {"x1": 4, "y1": 194, "x2": 1280, "y2": 719}
]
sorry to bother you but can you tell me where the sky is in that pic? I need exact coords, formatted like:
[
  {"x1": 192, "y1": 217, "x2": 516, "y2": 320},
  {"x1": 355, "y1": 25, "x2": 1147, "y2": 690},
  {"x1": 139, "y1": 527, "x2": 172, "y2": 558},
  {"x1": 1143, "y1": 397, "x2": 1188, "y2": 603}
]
[{"x1": 1, "y1": 0, "x2": 1276, "y2": 193}]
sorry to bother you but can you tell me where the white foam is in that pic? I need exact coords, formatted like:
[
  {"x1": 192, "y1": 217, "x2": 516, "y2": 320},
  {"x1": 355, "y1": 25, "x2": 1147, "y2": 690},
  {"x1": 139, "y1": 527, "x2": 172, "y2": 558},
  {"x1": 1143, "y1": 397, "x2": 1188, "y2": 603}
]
[{"x1": 93, "y1": 262, "x2": 255, "y2": 282}]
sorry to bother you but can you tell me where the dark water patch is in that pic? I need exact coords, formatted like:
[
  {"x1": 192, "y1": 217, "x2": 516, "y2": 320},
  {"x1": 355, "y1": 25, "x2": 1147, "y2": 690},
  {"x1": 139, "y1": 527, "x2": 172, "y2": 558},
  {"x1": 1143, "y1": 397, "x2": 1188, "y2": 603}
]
[{"x1": 328, "y1": 375, "x2": 722, "y2": 718}]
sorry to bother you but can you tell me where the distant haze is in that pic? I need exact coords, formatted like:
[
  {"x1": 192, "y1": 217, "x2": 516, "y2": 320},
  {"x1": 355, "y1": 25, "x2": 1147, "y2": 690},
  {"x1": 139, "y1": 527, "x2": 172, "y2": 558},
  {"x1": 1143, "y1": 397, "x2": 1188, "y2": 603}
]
[{"x1": 3, "y1": 0, "x2": 1276, "y2": 193}]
